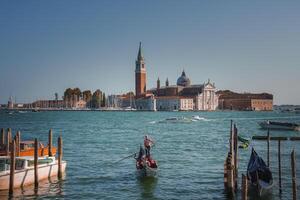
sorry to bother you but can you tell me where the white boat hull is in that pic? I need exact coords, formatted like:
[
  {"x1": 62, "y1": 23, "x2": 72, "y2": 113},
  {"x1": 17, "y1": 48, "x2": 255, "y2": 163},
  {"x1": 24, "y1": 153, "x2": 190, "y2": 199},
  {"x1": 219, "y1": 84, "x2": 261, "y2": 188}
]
[{"x1": 0, "y1": 161, "x2": 66, "y2": 190}]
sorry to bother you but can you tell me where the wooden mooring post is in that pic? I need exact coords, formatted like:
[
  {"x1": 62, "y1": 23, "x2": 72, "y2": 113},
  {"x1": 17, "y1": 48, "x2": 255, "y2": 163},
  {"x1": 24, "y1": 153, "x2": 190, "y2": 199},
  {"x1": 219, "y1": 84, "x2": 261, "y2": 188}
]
[
  {"x1": 0, "y1": 128, "x2": 4, "y2": 145},
  {"x1": 34, "y1": 138, "x2": 39, "y2": 188},
  {"x1": 242, "y1": 174, "x2": 248, "y2": 200},
  {"x1": 224, "y1": 121, "x2": 237, "y2": 195},
  {"x1": 58, "y1": 136, "x2": 63, "y2": 179},
  {"x1": 48, "y1": 129, "x2": 53, "y2": 157},
  {"x1": 291, "y1": 150, "x2": 297, "y2": 200},
  {"x1": 278, "y1": 140, "x2": 282, "y2": 194},
  {"x1": 6, "y1": 129, "x2": 10, "y2": 156},
  {"x1": 16, "y1": 131, "x2": 21, "y2": 157},
  {"x1": 233, "y1": 124, "x2": 238, "y2": 191},
  {"x1": 9, "y1": 140, "x2": 16, "y2": 195},
  {"x1": 267, "y1": 129, "x2": 270, "y2": 167}
]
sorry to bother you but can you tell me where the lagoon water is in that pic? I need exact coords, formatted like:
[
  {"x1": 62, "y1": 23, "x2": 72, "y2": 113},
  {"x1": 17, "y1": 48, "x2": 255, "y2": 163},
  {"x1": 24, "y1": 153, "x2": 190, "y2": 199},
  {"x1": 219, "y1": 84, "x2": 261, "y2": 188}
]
[{"x1": 0, "y1": 111, "x2": 300, "y2": 200}]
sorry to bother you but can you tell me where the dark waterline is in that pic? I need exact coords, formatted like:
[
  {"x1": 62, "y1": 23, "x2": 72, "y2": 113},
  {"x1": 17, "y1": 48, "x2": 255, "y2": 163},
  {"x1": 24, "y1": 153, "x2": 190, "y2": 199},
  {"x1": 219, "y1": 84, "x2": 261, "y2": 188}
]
[{"x1": 0, "y1": 111, "x2": 299, "y2": 200}]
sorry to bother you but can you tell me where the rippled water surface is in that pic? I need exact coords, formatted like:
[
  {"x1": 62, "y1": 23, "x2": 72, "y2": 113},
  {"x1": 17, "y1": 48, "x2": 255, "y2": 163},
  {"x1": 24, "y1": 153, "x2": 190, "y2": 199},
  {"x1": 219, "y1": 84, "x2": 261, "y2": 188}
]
[{"x1": 0, "y1": 111, "x2": 299, "y2": 199}]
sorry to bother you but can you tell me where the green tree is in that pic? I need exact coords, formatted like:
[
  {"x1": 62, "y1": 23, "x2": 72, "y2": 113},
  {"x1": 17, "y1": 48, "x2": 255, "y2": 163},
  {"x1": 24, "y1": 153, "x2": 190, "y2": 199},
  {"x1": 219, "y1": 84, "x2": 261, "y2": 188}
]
[
  {"x1": 92, "y1": 89, "x2": 102, "y2": 108},
  {"x1": 83, "y1": 90, "x2": 92, "y2": 108},
  {"x1": 101, "y1": 92, "x2": 106, "y2": 107}
]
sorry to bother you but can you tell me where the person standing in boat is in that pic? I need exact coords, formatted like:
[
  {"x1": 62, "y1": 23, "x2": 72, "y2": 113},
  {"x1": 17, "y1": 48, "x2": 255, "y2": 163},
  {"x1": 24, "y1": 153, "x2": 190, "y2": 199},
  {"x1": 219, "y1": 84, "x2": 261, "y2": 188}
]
[
  {"x1": 144, "y1": 135, "x2": 154, "y2": 157},
  {"x1": 135, "y1": 145, "x2": 145, "y2": 161}
]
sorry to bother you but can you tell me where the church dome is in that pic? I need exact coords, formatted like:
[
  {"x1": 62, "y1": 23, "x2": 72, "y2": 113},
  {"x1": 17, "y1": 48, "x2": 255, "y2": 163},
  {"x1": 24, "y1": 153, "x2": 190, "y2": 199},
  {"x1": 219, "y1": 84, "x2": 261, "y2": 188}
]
[{"x1": 177, "y1": 70, "x2": 191, "y2": 87}]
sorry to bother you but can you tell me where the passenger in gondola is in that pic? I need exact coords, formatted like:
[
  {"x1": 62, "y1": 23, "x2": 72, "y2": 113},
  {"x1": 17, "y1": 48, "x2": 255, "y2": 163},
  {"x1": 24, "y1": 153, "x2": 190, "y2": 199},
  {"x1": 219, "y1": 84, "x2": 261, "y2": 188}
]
[
  {"x1": 144, "y1": 135, "x2": 154, "y2": 158},
  {"x1": 135, "y1": 145, "x2": 144, "y2": 169}
]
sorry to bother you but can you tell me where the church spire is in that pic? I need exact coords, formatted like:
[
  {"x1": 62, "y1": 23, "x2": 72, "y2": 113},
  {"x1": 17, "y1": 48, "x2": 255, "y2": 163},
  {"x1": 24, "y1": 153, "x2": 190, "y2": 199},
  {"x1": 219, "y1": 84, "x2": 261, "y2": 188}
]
[
  {"x1": 157, "y1": 77, "x2": 160, "y2": 89},
  {"x1": 137, "y1": 42, "x2": 144, "y2": 61}
]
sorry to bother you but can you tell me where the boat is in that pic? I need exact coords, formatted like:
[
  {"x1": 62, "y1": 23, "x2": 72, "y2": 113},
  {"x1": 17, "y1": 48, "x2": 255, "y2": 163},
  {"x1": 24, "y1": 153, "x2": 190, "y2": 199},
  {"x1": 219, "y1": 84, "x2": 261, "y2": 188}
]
[
  {"x1": 238, "y1": 135, "x2": 249, "y2": 144},
  {"x1": 247, "y1": 149, "x2": 274, "y2": 196},
  {"x1": 136, "y1": 157, "x2": 158, "y2": 177},
  {"x1": 0, "y1": 156, "x2": 67, "y2": 190},
  {"x1": 238, "y1": 142, "x2": 249, "y2": 149},
  {"x1": 192, "y1": 115, "x2": 206, "y2": 121},
  {"x1": 0, "y1": 141, "x2": 56, "y2": 157},
  {"x1": 159, "y1": 117, "x2": 193, "y2": 123},
  {"x1": 238, "y1": 135, "x2": 250, "y2": 149},
  {"x1": 259, "y1": 121, "x2": 300, "y2": 131},
  {"x1": 135, "y1": 144, "x2": 157, "y2": 177}
]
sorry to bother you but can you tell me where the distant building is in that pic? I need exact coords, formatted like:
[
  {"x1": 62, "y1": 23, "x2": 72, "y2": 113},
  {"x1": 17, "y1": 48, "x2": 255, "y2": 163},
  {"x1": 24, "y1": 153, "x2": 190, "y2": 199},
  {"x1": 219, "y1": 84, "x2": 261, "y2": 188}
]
[
  {"x1": 217, "y1": 90, "x2": 273, "y2": 111},
  {"x1": 135, "y1": 94, "x2": 156, "y2": 111},
  {"x1": 32, "y1": 100, "x2": 65, "y2": 109},
  {"x1": 134, "y1": 43, "x2": 218, "y2": 111},
  {"x1": 108, "y1": 93, "x2": 135, "y2": 109},
  {"x1": 75, "y1": 99, "x2": 87, "y2": 109}
]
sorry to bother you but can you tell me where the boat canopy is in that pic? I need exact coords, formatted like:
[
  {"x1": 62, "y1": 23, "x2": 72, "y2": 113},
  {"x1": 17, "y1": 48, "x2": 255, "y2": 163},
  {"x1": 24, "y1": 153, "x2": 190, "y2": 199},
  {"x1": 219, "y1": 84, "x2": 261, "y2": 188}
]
[{"x1": 247, "y1": 149, "x2": 272, "y2": 184}]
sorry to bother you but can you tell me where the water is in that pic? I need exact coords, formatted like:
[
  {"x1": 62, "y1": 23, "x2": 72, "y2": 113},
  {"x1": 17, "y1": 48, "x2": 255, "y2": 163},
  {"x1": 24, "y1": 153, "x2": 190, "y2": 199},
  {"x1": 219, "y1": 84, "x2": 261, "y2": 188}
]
[{"x1": 0, "y1": 111, "x2": 299, "y2": 199}]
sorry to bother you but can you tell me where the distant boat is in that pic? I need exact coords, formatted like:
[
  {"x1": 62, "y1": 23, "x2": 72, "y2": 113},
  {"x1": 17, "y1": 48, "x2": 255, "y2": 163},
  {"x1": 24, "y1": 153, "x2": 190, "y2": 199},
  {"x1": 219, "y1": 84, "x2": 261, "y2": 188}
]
[
  {"x1": 124, "y1": 107, "x2": 137, "y2": 111},
  {"x1": 18, "y1": 110, "x2": 27, "y2": 114},
  {"x1": 159, "y1": 117, "x2": 193, "y2": 123},
  {"x1": 0, "y1": 156, "x2": 66, "y2": 190},
  {"x1": 259, "y1": 121, "x2": 300, "y2": 131},
  {"x1": 247, "y1": 149, "x2": 274, "y2": 196}
]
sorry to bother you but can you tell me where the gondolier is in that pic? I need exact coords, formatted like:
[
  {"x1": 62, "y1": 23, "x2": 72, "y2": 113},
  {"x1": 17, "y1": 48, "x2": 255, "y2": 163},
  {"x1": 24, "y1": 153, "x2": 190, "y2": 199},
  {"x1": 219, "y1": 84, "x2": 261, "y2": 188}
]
[
  {"x1": 136, "y1": 136, "x2": 158, "y2": 177},
  {"x1": 144, "y1": 135, "x2": 154, "y2": 157}
]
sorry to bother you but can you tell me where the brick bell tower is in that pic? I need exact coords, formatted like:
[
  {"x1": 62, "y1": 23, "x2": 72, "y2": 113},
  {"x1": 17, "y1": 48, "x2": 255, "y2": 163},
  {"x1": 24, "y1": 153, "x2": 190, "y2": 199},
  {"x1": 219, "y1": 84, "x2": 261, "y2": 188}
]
[{"x1": 135, "y1": 42, "x2": 146, "y2": 98}]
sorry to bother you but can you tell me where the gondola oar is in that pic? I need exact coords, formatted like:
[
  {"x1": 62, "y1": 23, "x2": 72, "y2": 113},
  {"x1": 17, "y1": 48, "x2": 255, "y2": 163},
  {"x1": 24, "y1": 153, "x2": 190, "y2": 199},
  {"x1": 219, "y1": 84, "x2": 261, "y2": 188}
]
[{"x1": 114, "y1": 152, "x2": 136, "y2": 164}]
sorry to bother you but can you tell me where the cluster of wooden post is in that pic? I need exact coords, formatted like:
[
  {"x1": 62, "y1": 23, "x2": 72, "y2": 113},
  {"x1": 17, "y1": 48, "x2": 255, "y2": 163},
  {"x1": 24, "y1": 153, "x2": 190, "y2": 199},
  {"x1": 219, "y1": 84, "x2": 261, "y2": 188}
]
[
  {"x1": 224, "y1": 120, "x2": 239, "y2": 195},
  {"x1": 247, "y1": 129, "x2": 298, "y2": 199},
  {"x1": 266, "y1": 129, "x2": 298, "y2": 199},
  {"x1": 5, "y1": 128, "x2": 63, "y2": 196}
]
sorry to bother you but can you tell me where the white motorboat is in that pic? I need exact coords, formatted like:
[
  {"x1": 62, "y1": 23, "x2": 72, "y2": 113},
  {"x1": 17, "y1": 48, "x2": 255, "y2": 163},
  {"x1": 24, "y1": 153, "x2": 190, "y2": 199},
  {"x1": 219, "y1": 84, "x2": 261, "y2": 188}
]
[{"x1": 0, "y1": 156, "x2": 67, "y2": 190}]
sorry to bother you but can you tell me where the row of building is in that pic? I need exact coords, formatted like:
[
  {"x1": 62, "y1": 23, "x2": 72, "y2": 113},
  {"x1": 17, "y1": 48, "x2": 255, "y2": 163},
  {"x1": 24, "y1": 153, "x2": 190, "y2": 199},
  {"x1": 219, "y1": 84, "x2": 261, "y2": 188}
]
[{"x1": 4, "y1": 43, "x2": 274, "y2": 111}]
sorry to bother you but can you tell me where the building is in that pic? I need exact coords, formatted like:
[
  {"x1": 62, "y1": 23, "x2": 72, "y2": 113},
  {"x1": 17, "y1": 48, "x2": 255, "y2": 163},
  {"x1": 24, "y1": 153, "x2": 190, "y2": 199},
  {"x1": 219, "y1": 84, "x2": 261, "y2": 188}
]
[
  {"x1": 135, "y1": 94, "x2": 156, "y2": 111},
  {"x1": 217, "y1": 90, "x2": 273, "y2": 111},
  {"x1": 75, "y1": 99, "x2": 87, "y2": 109},
  {"x1": 134, "y1": 43, "x2": 218, "y2": 111},
  {"x1": 107, "y1": 93, "x2": 135, "y2": 109},
  {"x1": 32, "y1": 100, "x2": 65, "y2": 109},
  {"x1": 135, "y1": 42, "x2": 146, "y2": 98}
]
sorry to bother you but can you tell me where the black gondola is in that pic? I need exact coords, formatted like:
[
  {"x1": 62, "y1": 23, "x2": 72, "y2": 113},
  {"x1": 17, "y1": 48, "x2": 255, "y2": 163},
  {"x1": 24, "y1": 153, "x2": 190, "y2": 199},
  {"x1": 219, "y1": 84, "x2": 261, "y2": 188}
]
[{"x1": 247, "y1": 148, "x2": 274, "y2": 196}]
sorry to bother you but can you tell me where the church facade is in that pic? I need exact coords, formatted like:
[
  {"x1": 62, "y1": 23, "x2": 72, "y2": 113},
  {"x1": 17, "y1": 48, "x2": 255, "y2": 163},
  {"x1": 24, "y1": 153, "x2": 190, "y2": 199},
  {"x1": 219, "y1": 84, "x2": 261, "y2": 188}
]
[{"x1": 134, "y1": 43, "x2": 218, "y2": 111}]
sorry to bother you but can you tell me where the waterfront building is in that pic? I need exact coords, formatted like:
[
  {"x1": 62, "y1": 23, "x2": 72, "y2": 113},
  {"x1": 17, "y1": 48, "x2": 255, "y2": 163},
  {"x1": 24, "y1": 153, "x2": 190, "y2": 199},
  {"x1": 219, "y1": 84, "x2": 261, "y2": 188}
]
[
  {"x1": 217, "y1": 90, "x2": 273, "y2": 111},
  {"x1": 134, "y1": 43, "x2": 218, "y2": 111},
  {"x1": 135, "y1": 94, "x2": 156, "y2": 111},
  {"x1": 32, "y1": 100, "x2": 65, "y2": 109},
  {"x1": 75, "y1": 99, "x2": 87, "y2": 109}
]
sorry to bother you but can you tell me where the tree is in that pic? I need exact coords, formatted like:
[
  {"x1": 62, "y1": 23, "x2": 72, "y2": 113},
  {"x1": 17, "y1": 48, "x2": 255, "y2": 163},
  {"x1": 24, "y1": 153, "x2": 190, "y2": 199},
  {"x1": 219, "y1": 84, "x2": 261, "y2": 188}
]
[
  {"x1": 73, "y1": 87, "x2": 82, "y2": 102},
  {"x1": 83, "y1": 90, "x2": 92, "y2": 108},
  {"x1": 101, "y1": 92, "x2": 106, "y2": 107},
  {"x1": 63, "y1": 88, "x2": 82, "y2": 108},
  {"x1": 92, "y1": 89, "x2": 102, "y2": 108}
]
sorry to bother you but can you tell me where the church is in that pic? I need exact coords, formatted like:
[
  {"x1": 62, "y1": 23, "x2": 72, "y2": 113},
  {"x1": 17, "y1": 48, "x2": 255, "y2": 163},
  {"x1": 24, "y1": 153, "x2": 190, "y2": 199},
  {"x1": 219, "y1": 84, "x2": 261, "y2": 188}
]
[{"x1": 135, "y1": 43, "x2": 219, "y2": 111}]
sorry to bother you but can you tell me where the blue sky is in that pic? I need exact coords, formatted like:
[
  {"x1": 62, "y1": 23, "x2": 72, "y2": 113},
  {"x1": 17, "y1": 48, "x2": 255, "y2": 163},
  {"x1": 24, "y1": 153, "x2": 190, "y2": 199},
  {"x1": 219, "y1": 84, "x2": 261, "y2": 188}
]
[{"x1": 0, "y1": 1, "x2": 299, "y2": 104}]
